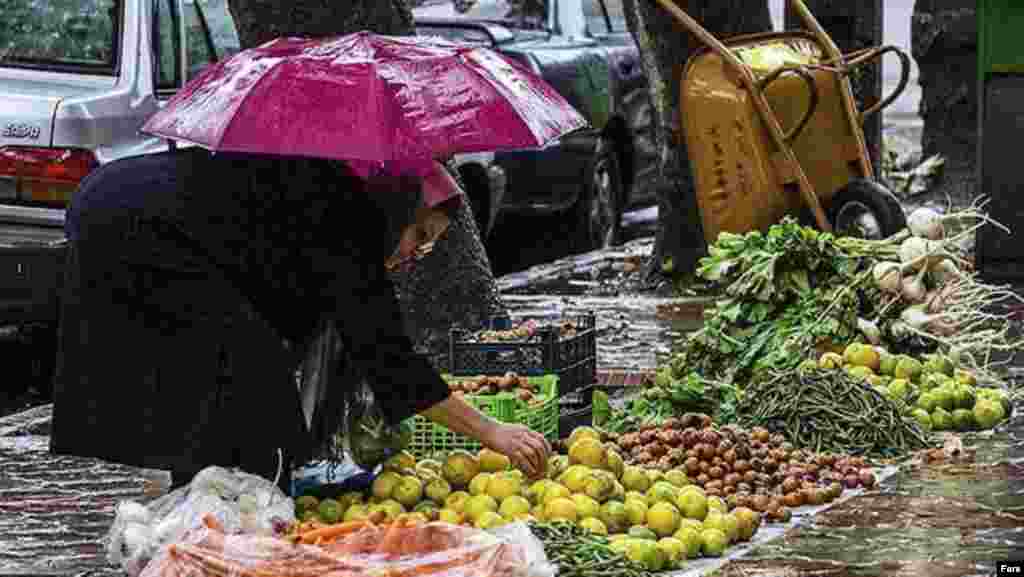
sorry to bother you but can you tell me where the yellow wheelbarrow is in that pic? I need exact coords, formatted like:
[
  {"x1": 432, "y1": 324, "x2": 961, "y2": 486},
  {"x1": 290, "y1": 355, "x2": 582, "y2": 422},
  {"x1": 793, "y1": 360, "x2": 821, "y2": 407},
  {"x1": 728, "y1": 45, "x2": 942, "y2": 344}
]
[{"x1": 653, "y1": 0, "x2": 912, "y2": 243}]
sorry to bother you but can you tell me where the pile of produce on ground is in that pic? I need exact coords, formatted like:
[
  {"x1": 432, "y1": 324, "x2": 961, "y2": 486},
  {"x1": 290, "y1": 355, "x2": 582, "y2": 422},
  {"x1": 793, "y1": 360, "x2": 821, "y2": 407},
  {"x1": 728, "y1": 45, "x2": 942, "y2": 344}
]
[
  {"x1": 628, "y1": 203, "x2": 1018, "y2": 458},
  {"x1": 801, "y1": 344, "x2": 1012, "y2": 434},
  {"x1": 602, "y1": 372, "x2": 739, "y2": 432},
  {"x1": 737, "y1": 364, "x2": 931, "y2": 457},
  {"x1": 294, "y1": 423, "x2": 884, "y2": 572},
  {"x1": 109, "y1": 466, "x2": 555, "y2": 577},
  {"x1": 147, "y1": 513, "x2": 551, "y2": 577},
  {"x1": 606, "y1": 417, "x2": 876, "y2": 504}
]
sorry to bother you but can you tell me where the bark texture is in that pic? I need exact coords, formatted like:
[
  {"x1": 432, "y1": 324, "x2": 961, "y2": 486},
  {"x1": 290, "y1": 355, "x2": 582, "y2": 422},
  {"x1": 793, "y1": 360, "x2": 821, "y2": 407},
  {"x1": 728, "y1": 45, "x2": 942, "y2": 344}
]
[
  {"x1": 620, "y1": 0, "x2": 771, "y2": 279},
  {"x1": 227, "y1": 0, "x2": 507, "y2": 368},
  {"x1": 785, "y1": 1, "x2": 883, "y2": 173},
  {"x1": 227, "y1": 0, "x2": 415, "y2": 47},
  {"x1": 911, "y1": 0, "x2": 977, "y2": 206}
]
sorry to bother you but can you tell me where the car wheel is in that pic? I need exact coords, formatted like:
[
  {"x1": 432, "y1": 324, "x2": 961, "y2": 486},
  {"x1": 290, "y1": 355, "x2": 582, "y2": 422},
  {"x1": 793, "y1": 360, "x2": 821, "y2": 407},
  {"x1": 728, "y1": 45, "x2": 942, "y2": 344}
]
[
  {"x1": 828, "y1": 179, "x2": 907, "y2": 240},
  {"x1": 576, "y1": 140, "x2": 623, "y2": 251}
]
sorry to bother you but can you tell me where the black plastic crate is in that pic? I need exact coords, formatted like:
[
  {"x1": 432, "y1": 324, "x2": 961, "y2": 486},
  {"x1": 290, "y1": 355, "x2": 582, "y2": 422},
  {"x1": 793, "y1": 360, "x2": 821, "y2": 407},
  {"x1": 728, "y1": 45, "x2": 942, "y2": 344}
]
[{"x1": 449, "y1": 313, "x2": 597, "y2": 396}]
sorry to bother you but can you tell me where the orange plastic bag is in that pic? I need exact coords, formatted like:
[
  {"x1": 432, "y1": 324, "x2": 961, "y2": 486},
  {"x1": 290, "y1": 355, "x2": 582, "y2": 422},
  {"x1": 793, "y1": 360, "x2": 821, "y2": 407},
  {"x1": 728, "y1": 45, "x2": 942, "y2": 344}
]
[{"x1": 141, "y1": 518, "x2": 554, "y2": 577}]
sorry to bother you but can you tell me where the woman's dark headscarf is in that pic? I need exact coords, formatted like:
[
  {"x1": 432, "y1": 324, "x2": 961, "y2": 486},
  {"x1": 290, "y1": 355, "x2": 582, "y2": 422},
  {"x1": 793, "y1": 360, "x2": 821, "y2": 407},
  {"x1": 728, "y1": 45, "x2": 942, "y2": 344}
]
[{"x1": 350, "y1": 166, "x2": 425, "y2": 255}]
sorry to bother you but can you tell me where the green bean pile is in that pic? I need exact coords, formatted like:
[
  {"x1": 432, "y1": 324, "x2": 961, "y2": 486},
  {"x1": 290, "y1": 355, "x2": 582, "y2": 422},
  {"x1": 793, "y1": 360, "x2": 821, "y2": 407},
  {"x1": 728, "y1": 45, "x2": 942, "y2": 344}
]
[
  {"x1": 527, "y1": 521, "x2": 653, "y2": 577},
  {"x1": 737, "y1": 367, "x2": 933, "y2": 458}
]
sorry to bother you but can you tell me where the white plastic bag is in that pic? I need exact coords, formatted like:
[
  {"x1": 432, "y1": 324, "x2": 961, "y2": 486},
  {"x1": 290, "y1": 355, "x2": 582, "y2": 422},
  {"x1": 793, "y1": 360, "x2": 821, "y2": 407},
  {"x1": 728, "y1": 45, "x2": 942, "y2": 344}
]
[
  {"x1": 489, "y1": 522, "x2": 558, "y2": 577},
  {"x1": 106, "y1": 466, "x2": 295, "y2": 577}
]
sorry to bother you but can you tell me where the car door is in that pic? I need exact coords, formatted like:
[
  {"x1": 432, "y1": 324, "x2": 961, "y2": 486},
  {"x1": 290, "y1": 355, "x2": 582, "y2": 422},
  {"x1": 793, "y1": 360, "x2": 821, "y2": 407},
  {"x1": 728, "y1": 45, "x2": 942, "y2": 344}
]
[{"x1": 153, "y1": 0, "x2": 240, "y2": 100}]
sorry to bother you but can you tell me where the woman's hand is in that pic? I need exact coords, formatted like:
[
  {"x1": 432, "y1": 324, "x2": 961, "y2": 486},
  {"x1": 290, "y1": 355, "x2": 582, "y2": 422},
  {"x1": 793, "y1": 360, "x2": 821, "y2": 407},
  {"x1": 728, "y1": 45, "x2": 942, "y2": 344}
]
[
  {"x1": 482, "y1": 422, "x2": 551, "y2": 480},
  {"x1": 420, "y1": 395, "x2": 551, "y2": 479}
]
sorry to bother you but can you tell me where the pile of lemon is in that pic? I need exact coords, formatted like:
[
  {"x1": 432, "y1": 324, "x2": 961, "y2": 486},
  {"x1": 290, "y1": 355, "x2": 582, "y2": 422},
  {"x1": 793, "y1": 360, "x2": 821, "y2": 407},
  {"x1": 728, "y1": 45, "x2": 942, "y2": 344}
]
[{"x1": 294, "y1": 427, "x2": 763, "y2": 570}]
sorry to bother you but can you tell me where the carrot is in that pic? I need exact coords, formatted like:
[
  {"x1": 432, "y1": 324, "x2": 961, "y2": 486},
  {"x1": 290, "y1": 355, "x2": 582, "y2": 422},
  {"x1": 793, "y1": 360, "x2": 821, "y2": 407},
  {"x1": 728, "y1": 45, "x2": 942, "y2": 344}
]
[
  {"x1": 376, "y1": 522, "x2": 410, "y2": 555},
  {"x1": 168, "y1": 544, "x2": 281, "y2": 577},
  {"x1": 298, "y1": 520, "x2": 372, "y2": 544},
  {"x1": 201, "y1": 514, "x2": 225, "y2": 532}
]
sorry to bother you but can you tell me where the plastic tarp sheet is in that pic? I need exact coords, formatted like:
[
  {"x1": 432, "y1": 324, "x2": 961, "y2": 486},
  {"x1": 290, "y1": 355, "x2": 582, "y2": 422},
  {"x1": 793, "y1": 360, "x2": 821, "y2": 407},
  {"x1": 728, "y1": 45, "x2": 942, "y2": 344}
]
[{"x1": 139, "y1": 518, "x2": 555, "y2": 577}]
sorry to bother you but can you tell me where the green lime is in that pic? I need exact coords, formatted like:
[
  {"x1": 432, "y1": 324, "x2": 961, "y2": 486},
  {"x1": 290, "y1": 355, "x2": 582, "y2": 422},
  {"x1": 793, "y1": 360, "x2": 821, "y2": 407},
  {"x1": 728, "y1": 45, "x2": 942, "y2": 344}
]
[
  {"x1": 931, "y1": 407, "x2": 953, "y2": 431},
  {"x1": 951, "y1": 408, "x2": 975, "y2": 431}
]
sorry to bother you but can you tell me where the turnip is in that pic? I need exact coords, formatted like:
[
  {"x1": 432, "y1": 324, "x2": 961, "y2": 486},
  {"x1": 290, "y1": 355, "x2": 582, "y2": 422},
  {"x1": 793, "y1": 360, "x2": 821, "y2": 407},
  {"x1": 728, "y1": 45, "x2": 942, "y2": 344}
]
[
  {"x1": 900, "y1": 268, "x2": 927, "y2": 303},
  {"x1": 906, "y1": 206, "x2": 946, "y2": 240},
  {"x1": 872, "y1": 261, "x2": 901, "y2": 294},
  {"x1": 899, "y1": 237, "x2": 930, "y2": 271},
  {"x1": 857, "y1": 317, "x2": 882, "y2": 344}
]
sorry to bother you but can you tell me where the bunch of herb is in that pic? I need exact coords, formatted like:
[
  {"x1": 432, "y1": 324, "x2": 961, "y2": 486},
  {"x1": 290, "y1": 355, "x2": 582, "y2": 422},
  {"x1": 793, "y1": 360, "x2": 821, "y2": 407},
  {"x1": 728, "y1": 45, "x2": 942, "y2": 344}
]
[
  {"x1": 670, "y1": 218, "x2": 889, "y2": 387},
  {"x1": 603, "y1": 372, "x2": 740, "y2": 433}
]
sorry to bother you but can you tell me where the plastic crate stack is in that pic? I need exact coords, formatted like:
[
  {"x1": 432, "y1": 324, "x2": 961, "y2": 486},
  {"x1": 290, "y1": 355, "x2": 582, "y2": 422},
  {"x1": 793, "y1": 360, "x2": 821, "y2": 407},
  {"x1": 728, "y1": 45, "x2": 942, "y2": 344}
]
[{"x1": 449, "y1": 313, "x2": 597, "y2": 438}]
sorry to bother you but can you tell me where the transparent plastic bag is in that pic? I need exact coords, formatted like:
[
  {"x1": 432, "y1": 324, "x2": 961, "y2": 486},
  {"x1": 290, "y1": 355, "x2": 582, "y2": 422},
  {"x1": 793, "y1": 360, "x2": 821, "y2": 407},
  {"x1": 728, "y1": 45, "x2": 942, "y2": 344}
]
[
  {"x1": 140, "y1": 519, "x2": 555, "y2": 577},
  {"x1": 341, "y1": 378, "x2": 412, "y2": 472},
  {"x1": 107, "y1": 466, "x2": 295, "y2": 577}
]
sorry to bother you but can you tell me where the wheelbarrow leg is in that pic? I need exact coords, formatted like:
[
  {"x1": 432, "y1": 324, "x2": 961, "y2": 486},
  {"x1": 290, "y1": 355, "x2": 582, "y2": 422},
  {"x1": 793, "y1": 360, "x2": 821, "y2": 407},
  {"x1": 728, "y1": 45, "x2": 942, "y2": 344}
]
[
  {"x1": 650, "y1": 0, "x2": 834, "y2": 233},
  {"x1": 787, "y1": 0, "x2": 875, "y2": 179}
]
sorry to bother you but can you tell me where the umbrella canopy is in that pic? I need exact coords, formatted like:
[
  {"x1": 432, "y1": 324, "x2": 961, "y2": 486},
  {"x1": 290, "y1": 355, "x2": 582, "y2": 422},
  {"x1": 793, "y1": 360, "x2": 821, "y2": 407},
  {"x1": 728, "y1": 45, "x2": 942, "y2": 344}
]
[{"x1": 141, "y1": 31, "x2": 589, "y2": 177}]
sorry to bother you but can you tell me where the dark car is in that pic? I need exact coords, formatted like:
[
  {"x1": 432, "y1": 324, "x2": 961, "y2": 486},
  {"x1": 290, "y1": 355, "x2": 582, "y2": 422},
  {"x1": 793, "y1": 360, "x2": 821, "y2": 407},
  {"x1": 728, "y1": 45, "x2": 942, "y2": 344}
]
[{"x1": 413, "y1": 0, "x2": 657, "y2": 251}]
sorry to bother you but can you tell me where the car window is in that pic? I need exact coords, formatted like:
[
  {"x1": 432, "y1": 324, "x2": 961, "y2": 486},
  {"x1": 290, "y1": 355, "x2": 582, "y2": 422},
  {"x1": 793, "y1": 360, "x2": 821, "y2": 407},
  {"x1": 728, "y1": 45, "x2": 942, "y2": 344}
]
[
  {"x1": 184, "y1": 1, "x2": 216, "y2": 81},
  {"x1": 584, "y1": 0, "x2": 626, "y2": 34},
  {"x1": 415, "y1": 26, "x2": 491, "y2": 46},
  {"x1": 416, "y1": 0, "x2": 546, "y2": 30},
  {"x1": 196, "y1": 0, "x2": 241, "y2": 59},
  {"x1": 154, "y1": 0, "x2": 180, "y2": 91},
  {"x1": 0, "y1": 0, "x2": 119, "y2": 72}
]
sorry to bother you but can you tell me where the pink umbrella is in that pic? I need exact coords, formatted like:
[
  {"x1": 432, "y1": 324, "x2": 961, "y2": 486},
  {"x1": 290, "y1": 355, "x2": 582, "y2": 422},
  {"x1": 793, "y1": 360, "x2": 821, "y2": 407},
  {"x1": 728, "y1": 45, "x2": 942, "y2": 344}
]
[{"x1": 141, "y1": 31, "x2": 589, "y2": 178}]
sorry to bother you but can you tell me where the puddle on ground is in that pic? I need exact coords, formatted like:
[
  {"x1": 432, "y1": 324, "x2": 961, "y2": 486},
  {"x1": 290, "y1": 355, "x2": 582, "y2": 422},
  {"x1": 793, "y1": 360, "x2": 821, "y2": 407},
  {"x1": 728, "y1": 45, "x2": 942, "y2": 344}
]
[
  {"x1": 0, "y1": 434, "x2": 169, "y2": 574},
  {"x1": 715, "y1": 559, "x2": 994, "y2": 577},
  {"x1": 496, "y1": 237, "x2": 710, "y2": 370},
  {"x1": 725, "y1": 411, "x2": 1024, "y2": 577}
]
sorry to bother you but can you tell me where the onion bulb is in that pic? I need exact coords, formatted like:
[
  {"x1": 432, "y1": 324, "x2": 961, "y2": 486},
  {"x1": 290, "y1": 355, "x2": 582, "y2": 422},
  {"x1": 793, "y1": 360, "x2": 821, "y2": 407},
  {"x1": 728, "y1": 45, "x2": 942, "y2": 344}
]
[
  {"x1": 901, "y1": 269, "x2": 927, "y2": 302},
  {"x1": 889, "y1": 320, "x2": 911, "y2": 340},
  {"x1": 899, "y1": 237, "x2": 930, "y2": 270},
  {"x1": 873, "y1": 261, "x2": 902, "y2": 293},
  {"x1": 857, "y1": 317, "x2": 882, "y2": 344},
  {"x1": 901, "y1": 303, "x2": 932, "y2": 329},
  {"x1": 931, "y1": 259, "x2": 964, "y2": 285},
  {"x1": 907, "y1": 207, "x2": 945, "y2": 240}
]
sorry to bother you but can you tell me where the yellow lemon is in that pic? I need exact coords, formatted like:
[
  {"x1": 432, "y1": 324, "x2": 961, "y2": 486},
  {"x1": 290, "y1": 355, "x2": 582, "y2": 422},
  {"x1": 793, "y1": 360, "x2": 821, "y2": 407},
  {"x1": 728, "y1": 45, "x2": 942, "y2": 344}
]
[{"x1": 544, "y1": 497, "x2": 579, "y2": 523}]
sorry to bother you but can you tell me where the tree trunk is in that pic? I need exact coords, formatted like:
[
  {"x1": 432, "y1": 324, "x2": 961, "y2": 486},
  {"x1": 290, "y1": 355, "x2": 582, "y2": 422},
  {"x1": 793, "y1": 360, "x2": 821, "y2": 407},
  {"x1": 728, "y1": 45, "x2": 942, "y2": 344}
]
[
  {"x1": 228, "y1": 0, "x2": 507, "y2": 368},
  {"x1": 227, "y1": 0, "x2": 415, "y2": 47},
  {"x1": 911, "y1": 0, "x2": 977, "y2": 206},
  {"x1": 620, "y1": 0, "x2": 772, "y2": 280},
  {"x1": 785, "y1": 1, "x2": 883, "y2": 174}
]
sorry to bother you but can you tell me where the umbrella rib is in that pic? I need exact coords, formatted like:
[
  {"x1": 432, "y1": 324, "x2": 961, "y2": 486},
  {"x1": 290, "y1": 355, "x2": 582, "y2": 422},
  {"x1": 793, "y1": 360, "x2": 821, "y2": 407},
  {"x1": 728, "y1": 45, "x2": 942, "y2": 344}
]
[{"x1": 214, "y1": 56, "x2": 289, "y2": 153}]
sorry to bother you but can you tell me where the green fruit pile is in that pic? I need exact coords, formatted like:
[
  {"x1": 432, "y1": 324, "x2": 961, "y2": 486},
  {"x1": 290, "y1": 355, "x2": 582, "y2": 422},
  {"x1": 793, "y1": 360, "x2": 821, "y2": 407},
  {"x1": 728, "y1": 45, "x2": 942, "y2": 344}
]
[{"x1": 809, "y1": 344, "x2": 1012, "y2": 432}]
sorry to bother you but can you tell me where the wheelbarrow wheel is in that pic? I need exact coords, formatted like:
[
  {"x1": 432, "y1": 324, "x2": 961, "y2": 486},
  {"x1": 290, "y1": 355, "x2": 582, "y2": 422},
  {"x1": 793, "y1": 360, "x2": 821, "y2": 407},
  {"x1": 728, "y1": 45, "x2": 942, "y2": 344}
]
[{"x1": 827, "y1": 179, "x2": 906, "y2": 240}]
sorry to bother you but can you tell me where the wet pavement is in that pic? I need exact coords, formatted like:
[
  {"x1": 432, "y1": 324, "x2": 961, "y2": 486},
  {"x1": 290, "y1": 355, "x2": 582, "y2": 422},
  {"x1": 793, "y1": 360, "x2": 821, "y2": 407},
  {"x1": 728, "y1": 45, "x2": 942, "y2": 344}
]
[{"x1": 1, "y1": 232, "x2": 1021, "y2": 577}]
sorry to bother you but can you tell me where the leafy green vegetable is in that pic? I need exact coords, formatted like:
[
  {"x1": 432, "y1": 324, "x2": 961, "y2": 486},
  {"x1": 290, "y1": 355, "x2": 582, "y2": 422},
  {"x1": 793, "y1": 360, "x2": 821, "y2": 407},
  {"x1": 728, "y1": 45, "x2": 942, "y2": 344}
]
[{"x1": 672, "y1": 218, "x2": 893, "y2": 389}]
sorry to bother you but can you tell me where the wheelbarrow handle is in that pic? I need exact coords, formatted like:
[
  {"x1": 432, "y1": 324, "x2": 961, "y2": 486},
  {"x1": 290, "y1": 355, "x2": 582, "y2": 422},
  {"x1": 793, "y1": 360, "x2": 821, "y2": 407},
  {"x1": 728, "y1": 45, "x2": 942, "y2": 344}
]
[
  {"x1": 848, "y1": 45, "x2": 912, "y2": 120},
  {"x1": 756, "y1": 66, "x2": 820, "y2": 143}
]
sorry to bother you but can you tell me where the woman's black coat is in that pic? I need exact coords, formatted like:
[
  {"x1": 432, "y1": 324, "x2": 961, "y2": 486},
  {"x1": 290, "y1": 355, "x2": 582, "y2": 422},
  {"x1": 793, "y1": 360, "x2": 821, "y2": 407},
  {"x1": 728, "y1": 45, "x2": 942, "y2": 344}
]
[{"x1": 49, "y1": 148, "x2": 450, "y2": 480}]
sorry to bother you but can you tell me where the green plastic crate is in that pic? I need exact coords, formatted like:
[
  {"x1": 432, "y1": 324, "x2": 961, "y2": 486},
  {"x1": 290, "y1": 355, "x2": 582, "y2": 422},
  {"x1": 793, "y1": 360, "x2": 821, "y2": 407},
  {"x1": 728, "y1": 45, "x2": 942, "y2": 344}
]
[{"x1": 408, "y1": 375, "x2": 559, "y2": 457}]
